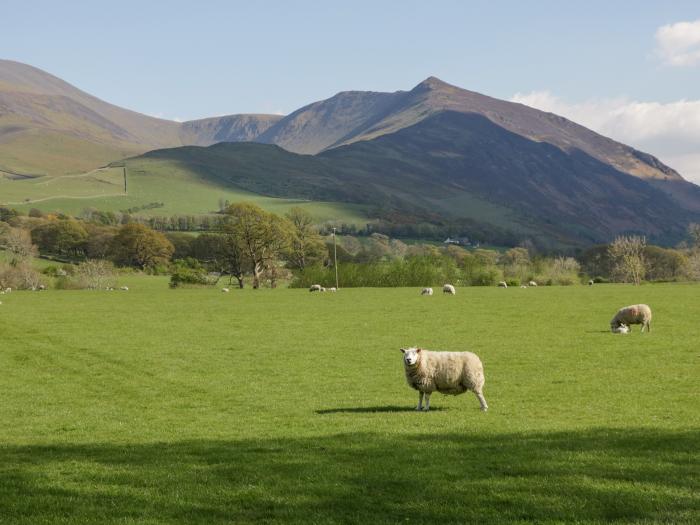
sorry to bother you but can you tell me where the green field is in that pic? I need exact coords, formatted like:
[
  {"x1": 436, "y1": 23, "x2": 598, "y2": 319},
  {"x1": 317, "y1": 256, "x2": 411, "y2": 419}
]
[
  {"x1": 0, "y1": 164, "x2": 371, "y2": 225},
  {"x1": 0, "y1": 282, "x2": 697, "y2": 524}
]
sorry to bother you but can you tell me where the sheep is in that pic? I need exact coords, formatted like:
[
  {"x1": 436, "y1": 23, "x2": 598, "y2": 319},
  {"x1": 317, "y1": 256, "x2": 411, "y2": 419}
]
[
  {"x1": 309, "y1": 284, "x2": 322, "y2": 292},
  {"x1": 401, "y1": 347, "x2": 488, "y2": 412},
  {"x1": 421, "y1": 287, "x2": 434, "y2": 296},
  {"x1": 611, "y1": 324, "x2": 630, "y2": 334},
  {"x1": 38, "y1": 284, "x2": 45, "y2": 291},
  {"x1": 320, "y1": 287, "x2": 327, "y2": 292},
  {"x1": 520, "y1": 285, "x2": 527, "y2": 289},
  {"x1": 5, "y1": 288, "x2": 11, "y2": 293},
  {"x1": 528, "y1": 280, "x2": 538, "y2": 287},
  {"x1": 120, "y1": 286, "x2": 129, "y2": 291},
  {"x1": 328, "y1": 287, "x2": 337, "y2": 292},
  {"x1": 443, "y1": 284, "x2": 456, "y2": 295},
  {"x1": 588, "y1": 280, "x2": 594, "y2": 286},
  {"x1": 498, "y1": 281, "x2": 508, "y2": 288},
  {"x1": 221, "y1": 288, "x2": 230, "y2": 293},
  {"x1": 610, "y1": 304, "x2": 652, "y2": 333}
]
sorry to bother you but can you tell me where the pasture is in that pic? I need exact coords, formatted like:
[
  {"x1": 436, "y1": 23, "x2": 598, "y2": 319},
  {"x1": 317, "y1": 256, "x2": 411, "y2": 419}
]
[{"x1": 0, "y1": 282, "x2": 698, "y2": 524}]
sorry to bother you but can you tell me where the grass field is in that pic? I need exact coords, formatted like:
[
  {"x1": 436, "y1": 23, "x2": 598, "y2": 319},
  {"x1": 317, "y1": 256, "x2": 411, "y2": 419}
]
[
  {"x1": 0, "y1": 282, "x2": 698, "y2": 524},
  {"x1": 0, "y1": 165, "x2": 371, "y2": 225}
]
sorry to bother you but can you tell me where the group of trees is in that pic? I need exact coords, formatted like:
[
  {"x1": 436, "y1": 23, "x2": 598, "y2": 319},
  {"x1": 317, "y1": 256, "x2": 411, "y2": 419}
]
[{"x1": 3, "y1": 204, "x2": 700, "y2": 290}]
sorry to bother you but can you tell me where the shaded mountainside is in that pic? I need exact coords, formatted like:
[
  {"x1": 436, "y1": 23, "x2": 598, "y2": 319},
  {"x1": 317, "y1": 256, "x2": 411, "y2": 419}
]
[{"x1": 125, "y1": 111, "x2": 700, "y2": 246}]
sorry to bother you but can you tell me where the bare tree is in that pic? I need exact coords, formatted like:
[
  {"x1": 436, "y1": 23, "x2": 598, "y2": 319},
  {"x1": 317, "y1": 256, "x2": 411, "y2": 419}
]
[
  {"x1": 688, "y1": 223, "x2": 700, "y2": 250},
  {"x1": 75, "y1": 259, "x2": 116, "y2": 289},
  {"x1": 608, "y1": 235, "x2": 646, "y2": 285}
]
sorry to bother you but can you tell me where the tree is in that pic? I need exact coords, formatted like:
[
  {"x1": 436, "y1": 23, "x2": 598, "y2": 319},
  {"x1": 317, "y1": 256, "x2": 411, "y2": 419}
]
[
  {"x1": 224, "y1": 203, "x2": 291, "y2": 288},
  {"x1": 75, "y1": 259, "x2": 116, "y2": 290},
  {"x1": 31, "y1": 220, "x2": 88, "y2": 257},
  {"x1": 283, "y1": 207, "x2": 326, "y2": 270},
  {"x1": 608, "y1": 235, "x2": 646, "y2": 285},
  {"x1": 192, "y1": 232, "x2": 248, "y2": 288},
  {"x1": 688, "y1": 223, "x2": 700, "y2": 250},
  {"x1": 1, "y1": 227, "x2": 37, "y2": 264},
  {"x1": 109, "y1": 223, "x2": 174, "y2": 270}
]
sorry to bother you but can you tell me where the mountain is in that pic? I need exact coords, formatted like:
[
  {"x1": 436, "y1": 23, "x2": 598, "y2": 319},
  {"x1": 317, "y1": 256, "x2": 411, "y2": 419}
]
[
  {"x1": 179, "y1": 114, "x2": 282, "y2": 146},
  {"x1": 124, "y1": 111, "x2": 699, "y2": 246},
  {"x1": 0, "y1": 60, "x2": 279, "y2": 175},
  {"x1": 2, "y1": 60, "x2": 700, "y2": 246}
]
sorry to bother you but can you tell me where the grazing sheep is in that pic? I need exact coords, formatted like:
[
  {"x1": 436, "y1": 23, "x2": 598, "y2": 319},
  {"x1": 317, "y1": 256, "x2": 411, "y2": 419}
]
[
  {"x1": 320, "y1": 287, "x2": 327, "y2": 292},
  {"x1": 528, "y1": 280, "x2": 538, "y2": 287},
  {"x1": 309, "y1": 284, "x2": 323, "y2": 292},
  {"x1": 611, "y1": 324, "x2": 630, "y2": 334},
  {"x1": 5, "y1": 288, "x2": 11, "y2": 293},
  {"x1": 120, "y1": 286, "x2": 129, "y2": 291},
  {"x1": 588, "y1": 280, "x2": 594, "y2": 286},
  {"x1": 401, "y1": 347, "x2": 488, "y2": 412},
  {"x1": 328, "y1": 287, "x2": 337, "y2": 292},
  {"x1": 221, "y1": 288, "x2": 230, "y2": 293},
  {"x1": 520, "y1": 285, "x2": 527, "y2": 289},
  {"x1": 38, "y1": 284, "x2": 45, "y2": 291},
  {"x1": 421, "y1": 287, "x2": 434, "y2": 296},
  {"x1": 443, "y1": 284, "x2": 456, "y2": 295},
  {"x1": 610, "y1": 304, "x2": 652, "y2": 333},
  {"x1": 498, "y1": 281, "x2": 508, "y2": 288}
]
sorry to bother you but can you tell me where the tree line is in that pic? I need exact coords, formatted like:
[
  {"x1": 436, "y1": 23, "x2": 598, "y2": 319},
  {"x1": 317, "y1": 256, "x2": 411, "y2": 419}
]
[{"x1": 2, "y1": 204, "x2": 700, "y2": 290}]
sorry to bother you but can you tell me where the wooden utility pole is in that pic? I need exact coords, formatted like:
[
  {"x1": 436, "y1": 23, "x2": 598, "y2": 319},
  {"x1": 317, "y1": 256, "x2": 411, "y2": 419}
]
[
  {"x1": 123, "y1": 167, "x2": 127, "y2": 194},
  {"x1": 333, "y1": 227, "x2": 339, "y2": 289}
]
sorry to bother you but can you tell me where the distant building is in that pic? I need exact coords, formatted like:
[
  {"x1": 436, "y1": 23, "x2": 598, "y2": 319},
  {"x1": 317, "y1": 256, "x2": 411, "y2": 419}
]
[{"x1": 443, "y1": 237, "x2": 460, "y2": 245}]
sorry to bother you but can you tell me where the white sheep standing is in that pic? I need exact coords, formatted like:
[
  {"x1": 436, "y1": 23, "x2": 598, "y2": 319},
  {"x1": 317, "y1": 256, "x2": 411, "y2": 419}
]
[
  {"x1": 421, "y1": 287, "x2": 434, "y2": 296},
  {"x1": 328, "y1": 287, "x2": 337, "y2": 292},
  {"x1": 401, "y1": 347, "x2": 488, "y2": 411},
  {"x1": 443, "y1": 284, "x2": 456, "y2": 295},
  {"x1": 520, "y1": 285, "x2": 527, "y2": 289},
  {"x1": 221, "y1": 288, "x2": 230, "y2": 293},
  {"x1": 120, "y1": 286, "x2": 129, "y2": 291},
  {"x1": 610, "y1": 304, "x2": 652, "y2": 333},
  {"x1": 498, "y1": 281, "x2": 508, "y2": 288},
  {"x1": 528, "y1": 280, "x2": 538, "y2": 287},
  {"x1": 309, "y1": 284, "x2": 322, "y2": 292}
]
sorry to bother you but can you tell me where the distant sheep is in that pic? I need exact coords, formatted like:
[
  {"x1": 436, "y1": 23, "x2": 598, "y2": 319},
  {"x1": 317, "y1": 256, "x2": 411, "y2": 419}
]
[
  {"x1": 610, "y1": 304, "x2": 652, "y2": 333},
  {"x1": 520, "y1": 285, "x2": 527, "y2": 289},
  {"x1": 443, "y1": 284, "x2": 456, "y2": 295},
  {"x1": 120, "y1": 286, "x2": 129, "y2": 291},
  {"x1": 498, "y1": 281, "x2": 508, "y2": 288},
  {"x1": 421, "y1": 287, "x2": 434, "y2": 296},
  {"x1": 588, "y1": 280, "x2": 594, "y2": 286},
  {"x1": 221, "y1": 288, "x2": 230, "y2": 293},
  {"x1": 5, "y1": 288, "x2": 11, "y2": 293},
  {"x1": 528, "y1": 281, "x2": 538, "y2": 287},
  {"x1": 328, "y1": 287, "x2": 337, "y2": 292},
  {"x1": 401, "y1": 347, "x2": 488, "y2": 412},
  {"x1": 309, "y1": 284, "x2": 323, "y2": 292},
  {"x1": 611, "y1": 324, "x2": 630, "y2": 334}
]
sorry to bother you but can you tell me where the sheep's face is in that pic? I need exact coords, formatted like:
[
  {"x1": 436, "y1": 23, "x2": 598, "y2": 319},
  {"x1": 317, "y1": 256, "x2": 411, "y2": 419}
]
[
  {"x1": 401, "y1": 347, "x2": 421, "y2": 366},
  {"x1": 612, "y1": 324, "x2": 630, "y2": 334}
]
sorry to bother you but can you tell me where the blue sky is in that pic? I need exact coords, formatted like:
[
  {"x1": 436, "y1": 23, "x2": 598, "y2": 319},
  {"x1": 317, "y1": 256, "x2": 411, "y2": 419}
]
[{"x1": 4, "y1": 1, "x2": 700, "y2": 180}]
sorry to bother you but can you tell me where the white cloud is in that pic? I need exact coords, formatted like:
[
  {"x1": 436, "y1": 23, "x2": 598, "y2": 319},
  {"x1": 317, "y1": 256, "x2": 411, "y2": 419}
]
[
  {"x1": 655, "y1": 19, "x2": 700, "y2": 66},
  {"x1": 510, "y1": 91, "x2": 700, "y2": 184}
]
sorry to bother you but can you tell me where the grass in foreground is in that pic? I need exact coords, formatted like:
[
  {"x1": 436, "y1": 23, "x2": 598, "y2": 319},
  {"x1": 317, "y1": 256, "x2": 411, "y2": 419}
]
[{"x1": 0, "y1": 282, "x2": 698, "y2": 524}]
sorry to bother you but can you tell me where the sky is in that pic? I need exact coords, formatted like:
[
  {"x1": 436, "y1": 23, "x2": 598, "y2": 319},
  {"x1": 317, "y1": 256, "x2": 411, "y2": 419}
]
[{"x1": 3, "y1": 0, "x2": 700, "y2": 181}]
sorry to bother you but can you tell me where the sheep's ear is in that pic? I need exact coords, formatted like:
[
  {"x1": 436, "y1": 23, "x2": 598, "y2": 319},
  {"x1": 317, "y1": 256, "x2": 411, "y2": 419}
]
[
  {"x1": 416, "y1": 348, "x2": 422, "y2": 353},
  {"x1": 400, "y1": 348, "x2": 406, "y2": 353}
]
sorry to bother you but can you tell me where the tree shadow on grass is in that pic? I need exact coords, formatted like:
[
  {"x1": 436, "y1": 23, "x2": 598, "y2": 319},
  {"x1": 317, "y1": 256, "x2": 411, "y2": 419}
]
[
  {"x1": 315, "y1": 405, "x2": 445, "y2": 414},
  {"x1": 1, "y1": 428, "x2": 697, "y2": 524}
]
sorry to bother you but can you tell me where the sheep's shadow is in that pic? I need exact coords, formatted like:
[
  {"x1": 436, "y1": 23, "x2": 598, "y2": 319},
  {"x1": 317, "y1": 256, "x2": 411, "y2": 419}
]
[
  {"x1": 585, "y1": 330, "x2": 612, "y2": 334},
  {"x1": 316, "y1": 405, "x2": 445, "y2": 414}
]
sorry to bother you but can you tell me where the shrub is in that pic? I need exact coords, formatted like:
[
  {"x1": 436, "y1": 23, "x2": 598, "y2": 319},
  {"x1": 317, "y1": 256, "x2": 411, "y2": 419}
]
[{"x1": 169, "y1": 259, "x2": 216, "y2": 288}]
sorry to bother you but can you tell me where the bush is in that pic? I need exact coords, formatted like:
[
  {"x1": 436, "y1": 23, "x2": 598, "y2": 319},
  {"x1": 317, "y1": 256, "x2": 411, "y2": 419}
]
[
  {"x1": 74, "y1": 260, "x2": 116, "y2": 290},
  {"x1": 169, "y1": 259, "x2": 216, "y2": 288},
  {"x1": 469, "y1": 268, "x2": 500, "y2": 286},
  {"x1": 505, "y1": 278, "x2": 520, "y2": 287}
]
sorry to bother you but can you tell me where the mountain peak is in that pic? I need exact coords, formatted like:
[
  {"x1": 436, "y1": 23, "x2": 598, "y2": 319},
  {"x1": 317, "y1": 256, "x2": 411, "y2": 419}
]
[{"x1": 414, "y1": 76, "x2": 453, "y2": 91}]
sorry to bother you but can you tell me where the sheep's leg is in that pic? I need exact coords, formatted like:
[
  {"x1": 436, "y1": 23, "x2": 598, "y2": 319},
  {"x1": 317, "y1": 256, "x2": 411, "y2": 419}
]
[
  {"x1": 475, "y1": 390, "x2": 488, "y2": 412},
  {"x1": 423, "y1": 393, "x2": 431, "y2": 411},
  {"x1": 416, "y1": 392, "x2": 424, "y2": 411}
]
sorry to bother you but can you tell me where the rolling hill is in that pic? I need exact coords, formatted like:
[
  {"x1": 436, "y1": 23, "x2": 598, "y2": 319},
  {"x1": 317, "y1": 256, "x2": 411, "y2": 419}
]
[{"x1": 0, "y1": 60, "x2": 279, "y2": 175}]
